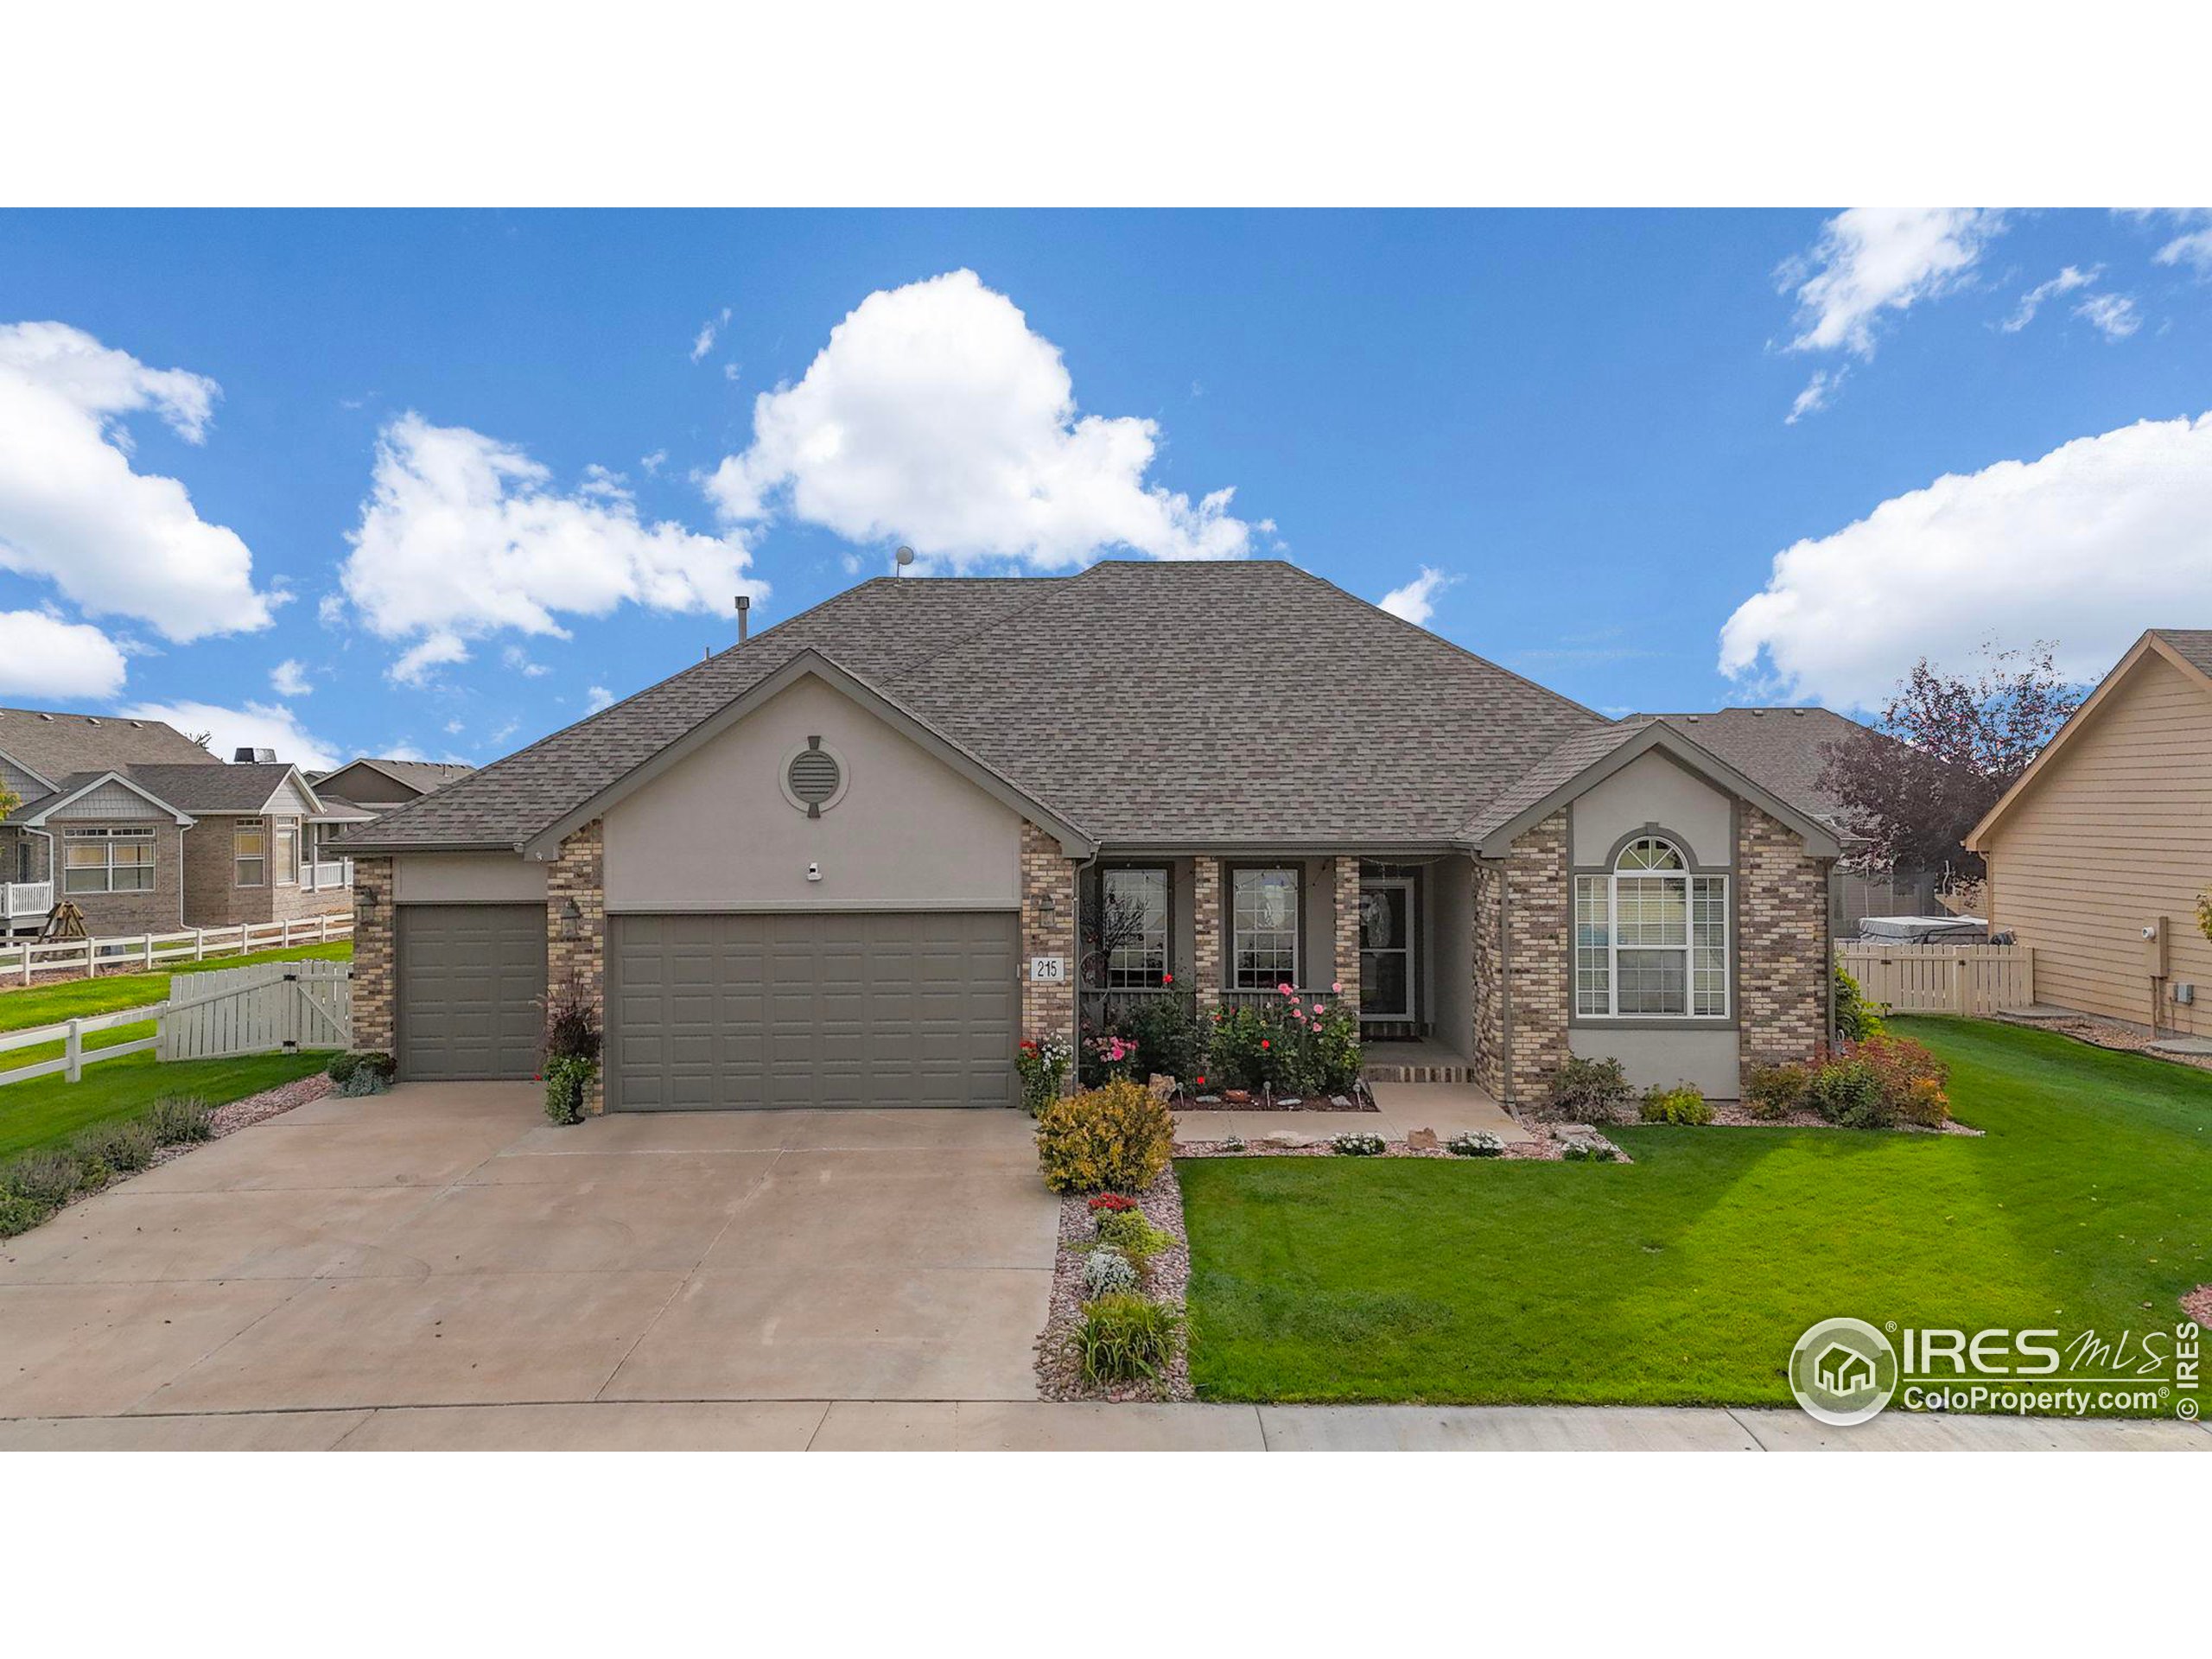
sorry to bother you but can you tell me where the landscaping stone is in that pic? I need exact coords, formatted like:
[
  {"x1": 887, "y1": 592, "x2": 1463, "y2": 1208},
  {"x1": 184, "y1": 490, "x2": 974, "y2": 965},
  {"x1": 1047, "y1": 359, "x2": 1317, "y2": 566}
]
[{"x1": 1407, "y1": 1128, "x2": 1440, "y2": 1151}]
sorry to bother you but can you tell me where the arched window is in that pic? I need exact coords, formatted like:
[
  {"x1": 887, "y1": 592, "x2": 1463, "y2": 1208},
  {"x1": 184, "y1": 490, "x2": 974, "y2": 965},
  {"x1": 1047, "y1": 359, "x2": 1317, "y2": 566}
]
[{"x1": 1573, "y1": 836, "x2": 1728, "y2": 1018}]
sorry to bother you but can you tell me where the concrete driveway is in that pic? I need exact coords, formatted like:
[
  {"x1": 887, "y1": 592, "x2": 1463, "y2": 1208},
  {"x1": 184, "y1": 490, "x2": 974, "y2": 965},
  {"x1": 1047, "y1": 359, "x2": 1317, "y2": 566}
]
[{"x1": 0, "y1": 1084, "x2": 1059, "y2": 1426}]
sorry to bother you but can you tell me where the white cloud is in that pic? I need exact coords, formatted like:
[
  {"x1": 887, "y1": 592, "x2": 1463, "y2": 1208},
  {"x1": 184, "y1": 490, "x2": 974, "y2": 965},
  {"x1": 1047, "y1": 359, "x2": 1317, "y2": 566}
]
[
  {"x1": 270, "y1": 658, "x2": 312, "y2": 696},
  {"x1": 0, "y1": 609, "x2": 129, "y2": 698},
  {"x1": 442, "y1": 718, "x2": 465, "y2": 735},
  {"x1": 340, "y1": 412, "x2": 765, "y2": 684},
  {"x1": 690, "y1": 307, "x2": 729, "y2": 363},
  {"x1": 115, "y1": 698, "x2": 339, "y2": 771},
  {"x1": 639, "y1": 449, "x2": 667, "y2": 476},
  {"x1": 0, "y1": 321, "x2": 278, "y2": 643},
  {"x1": 2073, "y1": 292, "x2": 2141, "y2": 340},
  {"x1": 2153, "y1": 210, "x2": 2212, "y2": 274},
  {"x1": 1719, "y1": 412, "x2": 2212, "y2": 709},
  {"x1": 316, "y1": 593, "x2": 346, "y2": 627},
  {"x1": 502, "y1": 644, "x2": 551, "y2": 678},
  {"x1": 2001, "y1": 264, "x2": 2100, "y2": 332},
  {"x1": 1376, "y1": 567, "x2": 1459, "y2": 627},
  {"x1": 1786, "y1": 368, "x2": 1846, "y2": 424},
  {"x1": 585, "y1": 684, "x2": 614, "y2": 713},
  {"x1": 1780, "y1": 209, "x2": 2005, "y2": 358},
  {"x1": 703, "y1": 270, "x2": 1260, "y2": 569}
]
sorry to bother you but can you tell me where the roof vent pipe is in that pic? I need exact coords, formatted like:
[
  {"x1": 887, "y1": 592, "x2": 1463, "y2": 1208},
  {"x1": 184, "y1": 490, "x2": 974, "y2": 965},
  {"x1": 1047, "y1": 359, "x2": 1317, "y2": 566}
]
[{"x1": 734, "y1": 594, "x2": 750, "y2": 644}]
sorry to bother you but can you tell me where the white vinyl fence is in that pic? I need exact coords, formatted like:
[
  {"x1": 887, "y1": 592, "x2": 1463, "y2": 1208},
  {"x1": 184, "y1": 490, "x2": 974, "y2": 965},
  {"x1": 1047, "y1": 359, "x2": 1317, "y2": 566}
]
[
  {"x1": 0, "y1": 961, "x2": 353, "y2": 1087},
  {"x1": 1836, "y1": 943, "x2": 2034, "y2": 1018},
  {"x1": 0, "y1": 912, "x2": 352, "y2": 986}
]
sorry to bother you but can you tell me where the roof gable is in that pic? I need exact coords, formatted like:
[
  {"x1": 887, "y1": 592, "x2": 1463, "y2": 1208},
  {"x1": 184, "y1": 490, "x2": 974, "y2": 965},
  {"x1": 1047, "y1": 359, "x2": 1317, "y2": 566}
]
[{"x1": 14, "y1": 769, "x2": 195, "y2": 827}]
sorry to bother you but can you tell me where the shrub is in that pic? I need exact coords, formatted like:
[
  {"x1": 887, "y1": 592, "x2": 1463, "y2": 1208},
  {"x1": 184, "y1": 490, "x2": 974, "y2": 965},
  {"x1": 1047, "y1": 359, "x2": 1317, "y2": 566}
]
[
  {"x1": 1835, "y1": 963, "x2": 1885, "y2": 1044},
  {"x1": 354, "y1": 1052, "x2": 397, "y2": 1084},
  {"x1": 1072, "y1": 1293, "x2": 1182, "y2": 1386},
  {"x1": 1081, "y1": 1032, "x2": 1140, "y2": 1085},
  {"x1": 2, "y1": 1150, "x2": 86, "y2": 1208},
  {"x1": 1638, "y1": 1084, "x2": 1713, "y2": 1126},
  {"x1": 1855, "y1": 1033, "x2": 1951, "y2": 1127},
  {"x1": 543, "y1": 1054, "x2": 596, "y2": 1125},
  {"x1": 76, "y1": 1119, "x2": 158, "y2": 1174},
  {"x1": 327, "y1": 1052, "x2": 362, "y2": 1084},
  {"x1": 1331, "y1": 1132, "x2": 1387, "y2": 1156},
  {"x1": 542, "y1": 973, "x2": 603, "y2": 1065},
  {"x1": 1094, "y1": 1208, "x2": 1177, "y2": 1268},
  {"x1": 335, "y1": 1067, "x2": 390, "y2": 1098},
  {"x1": 1545, "y1": 1054, "x2": 1630, "y2": 1124},
  {"x1": 1446, "y1": 1130, "x2": 1504, "y2": 1157},
  {"x1": 1086, "y1": 1192, "x2": 1138, "y2": 1216},
  {"x1": 1207, "y1": 1005, "x2": 1268, "y2": 1091},
  {"x1": 1808, "y1": 1055, "x2": 1889, "y2": 1128},
  {"x1": 1204, "y1": 989, "x2": 1362, "y2": 1095},
  {"x1": 1743, "y1": 1062, "x2": 1810, "y2": 1121},
  {"x1": 1034, "y1": 1078, "x2": 1175, "y2": 1194},
  {"x1": 1120, "y1": 993, "x2": 1208, "y2": 1083},
  {"x1": 0, "y1": 1193, "x2": 52, "y2": 1237},
  {"x1": 1082, "y1": 1249, "x2": 1140, "y2": 1298},
  {"x1": 1559, "y1": 1138, "x2": 1619, "y2": 1163},
  {"x1": 1016, "y1": 1037, "x2": 1072, "y2": 1115},
  {"x1": 145, "y1": 1094, "x2": 216, "y2": 1144}
]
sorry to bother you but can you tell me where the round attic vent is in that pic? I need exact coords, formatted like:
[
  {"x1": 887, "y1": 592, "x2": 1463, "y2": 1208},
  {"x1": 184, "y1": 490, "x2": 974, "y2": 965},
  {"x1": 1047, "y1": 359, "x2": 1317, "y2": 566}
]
[{"x1": 781, "y1": 740, "x2": 848, "y2": 817}]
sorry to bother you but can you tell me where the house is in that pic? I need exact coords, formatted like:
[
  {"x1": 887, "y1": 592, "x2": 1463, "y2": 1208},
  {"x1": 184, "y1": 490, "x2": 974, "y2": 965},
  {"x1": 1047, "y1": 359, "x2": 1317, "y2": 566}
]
[
  {"x1": 1634, "y1": 706, "x2": 1948, "y2": 933},
  {"x1": 338, "y1": 563, "x2": 1840, "y2": 1109},
  {"x1": 1967, "y1": 629, "x2": 2212, "y2": 1036},
  {"x1": 1814, "y1": 1343, "x2": 1875, "y2": 1395},
  {"x1": 310, "y1": 757, "x2": 475, "y2": 820},
  {"x1": 0, "y1": 707, "x2": 356, "y2": 937}
]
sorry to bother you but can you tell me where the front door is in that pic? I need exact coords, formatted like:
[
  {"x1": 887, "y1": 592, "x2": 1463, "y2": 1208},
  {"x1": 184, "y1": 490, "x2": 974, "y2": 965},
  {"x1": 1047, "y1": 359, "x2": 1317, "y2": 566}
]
[{"x1": 1358, "y1": 877, "x2": 1414, "y2": 1021}]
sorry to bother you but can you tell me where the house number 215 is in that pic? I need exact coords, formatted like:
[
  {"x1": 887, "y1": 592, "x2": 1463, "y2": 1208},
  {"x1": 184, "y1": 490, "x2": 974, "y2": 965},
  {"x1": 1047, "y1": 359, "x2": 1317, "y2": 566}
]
[{"x1": 1028, "y1": 957, "x2": 1067, "y2": 982}]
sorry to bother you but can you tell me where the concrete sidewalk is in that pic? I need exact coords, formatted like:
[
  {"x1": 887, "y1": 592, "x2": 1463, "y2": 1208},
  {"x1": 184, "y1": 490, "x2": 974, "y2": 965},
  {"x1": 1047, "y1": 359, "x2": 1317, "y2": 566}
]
[{"x1": 1, "y1": 1400, "x2": 2204, "y2": 1451}]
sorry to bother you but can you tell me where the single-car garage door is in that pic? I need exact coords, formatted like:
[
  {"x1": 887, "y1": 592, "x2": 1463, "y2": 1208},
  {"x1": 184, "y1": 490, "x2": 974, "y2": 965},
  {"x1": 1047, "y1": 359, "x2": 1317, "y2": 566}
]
[
  {"x1": 397, "y1": 903, "x2": 548, "y2": 1081},
  {"x1": 607, "y1": 911, "x2": 1018, "y2": 1110}
]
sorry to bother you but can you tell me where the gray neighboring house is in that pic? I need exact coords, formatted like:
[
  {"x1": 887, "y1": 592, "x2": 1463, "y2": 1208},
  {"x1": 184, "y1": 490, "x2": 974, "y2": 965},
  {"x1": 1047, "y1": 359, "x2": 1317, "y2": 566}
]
[
  {"x1": 1634, "y1": 707, "x2": 1947, "y2": 932},
  {"x1": 0, "y1": 707, "x2": 355, "y2": 938},
  {"x1": 340, "y1": 562, "x2": 1841, "y2": 1109},
  {"x1": 310, "y1": 757, "x2": 476, "y2": 820}
]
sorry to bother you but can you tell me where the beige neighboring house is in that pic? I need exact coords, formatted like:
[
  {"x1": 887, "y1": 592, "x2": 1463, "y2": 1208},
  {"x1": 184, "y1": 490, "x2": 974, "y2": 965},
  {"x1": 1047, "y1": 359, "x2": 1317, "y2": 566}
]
[
  {"x1": 0, "y1": 706, "x2": 357, "y2": 938},
  {"x1": 1968, "y1": 629, "x2": 2212, "y2": 1036},
  {"x1": 339, "y1": 562, "x2": 1842, "y2": 1108},
  {"x1": 309, "y1": 757, "x2": 475, "y2": 820}
]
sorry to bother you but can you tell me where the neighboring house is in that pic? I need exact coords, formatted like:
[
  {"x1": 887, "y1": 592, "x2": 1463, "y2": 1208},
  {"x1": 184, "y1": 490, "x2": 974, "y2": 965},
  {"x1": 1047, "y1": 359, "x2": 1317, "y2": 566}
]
[
  {"x1": 0, "y1": 706, "x2": 355, "y2": 937},
  {"x1": 340, "y1": 563, "x2": 1840, "y2": 1109},
  {"x1": 310, "y1": 757, "x2": 475, "y2": 821},
  {"x1": 1636, "y1": 707, "x2": 1947, "y2": 933},
  {"x1": 1967, "y1": 629, "x2": 2212, "y2": 1037}
]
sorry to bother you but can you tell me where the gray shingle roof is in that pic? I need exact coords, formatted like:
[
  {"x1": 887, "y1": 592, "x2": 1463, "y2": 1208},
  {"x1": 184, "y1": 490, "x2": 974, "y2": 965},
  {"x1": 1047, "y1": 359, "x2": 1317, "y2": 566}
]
[
  {"x1": 108, "y1": 763, "x2": 307, "y2": 814},
  {"x1": 346, "y1": 563, "x2": 1611, "y2": 852},
  {"x1": 1460, "y1": 721, "x2": 1654, "y2": 842},
  {"x1": 2152, "y1": 628, "x2": 2212, "y2": 678},
  {"x1": 0, "y1": 705, "x2": 215, "y2": 784},
  {"x1": 318, "y1": 758, "x2": 475, "y2": 796},
  {"x1": 1628, "y1": 708, "x2": 1872, "y2": 829}
]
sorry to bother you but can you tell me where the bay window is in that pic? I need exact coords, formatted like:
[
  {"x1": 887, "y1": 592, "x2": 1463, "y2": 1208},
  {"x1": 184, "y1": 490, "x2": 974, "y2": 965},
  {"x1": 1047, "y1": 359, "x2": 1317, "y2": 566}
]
[
  {"x1": 1573, "y1": 836, "x2": 1728, "y2": 1018},
  {"x1": 1230, "y1": 866, "x2": 1300, "y2": 989}
]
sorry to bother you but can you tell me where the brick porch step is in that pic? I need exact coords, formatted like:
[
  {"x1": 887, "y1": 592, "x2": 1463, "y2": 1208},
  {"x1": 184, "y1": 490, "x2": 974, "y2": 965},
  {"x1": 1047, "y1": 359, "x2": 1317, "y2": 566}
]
[{"x1": 1361, "y1": 1058, "x2": 1472, "y2": 1085}]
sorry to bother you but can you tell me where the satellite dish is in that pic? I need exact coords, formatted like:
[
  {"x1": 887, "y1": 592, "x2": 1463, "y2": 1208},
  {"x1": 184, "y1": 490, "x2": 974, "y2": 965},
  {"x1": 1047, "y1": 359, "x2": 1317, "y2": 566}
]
[{"x1": 894, "y1": 545, "x2": 915, "y2": 575}]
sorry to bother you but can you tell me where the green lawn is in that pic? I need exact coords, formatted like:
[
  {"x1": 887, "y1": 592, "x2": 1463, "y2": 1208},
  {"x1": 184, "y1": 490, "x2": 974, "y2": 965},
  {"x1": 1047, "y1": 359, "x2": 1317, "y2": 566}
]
[
  {"x1": 0, "y1": 942, "x2": 353, "y2": 1071},
  {"x1": 0, "y1": 1049, "x2": 338, "y2": 1160},
  {"x1": 1178, "y1": 1018, "x2": 2212, "y2": 1409}
]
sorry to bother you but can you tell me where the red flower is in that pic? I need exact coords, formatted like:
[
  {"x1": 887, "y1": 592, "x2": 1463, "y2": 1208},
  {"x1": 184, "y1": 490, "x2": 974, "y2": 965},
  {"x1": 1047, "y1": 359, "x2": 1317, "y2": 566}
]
[
  {"x1": 1161, "y1": 971, "x2": 1174, "y2": 985},
  {"x1": 1194, "y1": 1076, "x2": 1206, "y2": 1087},
  {"x1": 1088, "y1": 1193, "x2": 1137, "y2": 1213},
  {"x1": 1260, "y1": 1038, "x2": 1271, "y2": 1050}
]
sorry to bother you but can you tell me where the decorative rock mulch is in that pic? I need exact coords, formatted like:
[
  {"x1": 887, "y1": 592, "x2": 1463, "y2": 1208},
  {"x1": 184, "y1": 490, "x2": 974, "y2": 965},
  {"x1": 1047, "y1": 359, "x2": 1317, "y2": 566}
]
[
  {"x1": 1704, "y1": 1102, "x2": 1983, "y2": 1136},
  {"x1": 2000, "y1": 1010, "x2": 2212, "y2": 1074},
  {"x1": 145, "y1": 1072, "x2": 334, "y2": 1169},
  {"x1": 2182, "y1": 1285, "x2": 2212, "y2": 1331},
  {"x1": 1174, "y1": 1087, "x2": 1378, "y2": 1113},
  {"x1": 1034, "y1": 1166, "x2": 1193, "y2": 1404},
  {"x1": 1176, "y1": 1122, "x2": 1630, "y2": 1163}
]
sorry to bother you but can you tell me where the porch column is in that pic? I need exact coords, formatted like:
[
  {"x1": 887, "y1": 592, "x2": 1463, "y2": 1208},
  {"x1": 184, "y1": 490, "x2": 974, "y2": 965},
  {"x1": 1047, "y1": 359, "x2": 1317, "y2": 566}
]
[
  {"x1": 546, "y1": 821, "x2": 607, "y2": 1115},
  {"x1": 1192, "y1": 855, "x2": 1224, "y2": 1013},
  {"x1": 1332, "y1": 856, "x2": 1361, "y2": 1008},
  {"x1": 1020, "y1": 822, "x2": 1077, "y2": 1068}
]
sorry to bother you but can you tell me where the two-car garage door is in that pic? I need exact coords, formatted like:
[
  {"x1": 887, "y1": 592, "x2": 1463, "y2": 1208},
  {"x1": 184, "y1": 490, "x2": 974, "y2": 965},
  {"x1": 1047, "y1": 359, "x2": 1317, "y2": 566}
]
[{"x1": 606, "y1": 911, "x2": 1019, "y2": 1110}]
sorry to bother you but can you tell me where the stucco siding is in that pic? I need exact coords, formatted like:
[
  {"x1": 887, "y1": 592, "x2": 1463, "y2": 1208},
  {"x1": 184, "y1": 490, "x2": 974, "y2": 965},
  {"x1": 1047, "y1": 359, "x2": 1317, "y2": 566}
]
[
  {"x1": 394, "y1": 852, "x2": 550, "y2": 905},
  {"x1": 1570, "y1": 1026, "x2": 1741, "y2": 1098},
  {"x1": 601, "y1": 674, "x2": 1022, "y2": 912},
  {"x1": 1984, "y1": 651, "x2": 2212, "y2": 1033},
  {"x1": 1571, "y1": 749, "x2": 1732, "y2": 868}
]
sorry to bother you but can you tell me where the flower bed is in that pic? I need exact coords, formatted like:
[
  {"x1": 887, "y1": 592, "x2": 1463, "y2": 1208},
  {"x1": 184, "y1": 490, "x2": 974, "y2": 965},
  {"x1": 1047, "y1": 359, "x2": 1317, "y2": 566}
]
[
  {"x1": 1174, "y1": 1081, "x2": 1379, "y2": 1112},
  {"x1": 1035, "y1": 1166, "x2": 1192, "y2": 1402},
  {"x1": 1175, "y1": 1123, "x2": 1629, "y2": 1163}
]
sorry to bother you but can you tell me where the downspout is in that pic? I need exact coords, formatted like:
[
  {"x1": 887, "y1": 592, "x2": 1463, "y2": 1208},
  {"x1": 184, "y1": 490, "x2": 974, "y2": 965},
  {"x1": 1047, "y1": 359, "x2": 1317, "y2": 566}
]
[{"x1": 1070, "y1": 851, "x2": 1099, "y2": 1066}]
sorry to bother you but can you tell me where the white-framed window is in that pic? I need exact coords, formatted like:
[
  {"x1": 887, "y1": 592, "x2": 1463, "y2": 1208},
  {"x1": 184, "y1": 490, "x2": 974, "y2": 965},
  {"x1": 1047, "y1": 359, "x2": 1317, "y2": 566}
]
[
  {"x1": 1101, "y1": 866, "x2": 1170, "y2": 989},
  {"x1": 233, "y1": 819, "x2": 267, "y2": 887},
  {"x1": 61, "y1": 827, "x2": 156, "y2": 894},
  {"x1": 1230, "y1": 866, "x2": 1300, "y2": 989},
  {"x1": 1573, "y1": 836, "x2": 1728, "y2": 1018},
  {"x1": 275, "y1": 816, "x2": 300, "y2": 885}
]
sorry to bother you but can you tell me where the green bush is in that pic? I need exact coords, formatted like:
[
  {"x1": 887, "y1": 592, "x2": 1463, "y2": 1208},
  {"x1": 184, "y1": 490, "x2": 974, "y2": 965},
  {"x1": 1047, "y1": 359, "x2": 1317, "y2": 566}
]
[
  {"x1": 76, "y1": 1119, "x2": 158, "y2": 1174},
  {"x1": 1015, "y1": 1037, "x2": 1071, "y2": 1115},
  {"x1": 1742, "y1": 1062, "x2": 1810, "y2": 1120},
  {"x1": 2, "y1": 1150, "x2": 86, "y2": 1208},
  {"x1": 356, "y1": 1052, "x2": 397, "y2": 1084},
  {"x1": 145, "y1": 1095, "x2": 216, "y2": 1144},
  {"x1": 1202, "y1": 992, "x2": 1362, "y2": 1095},
  {"x1": 1835, "y1": 963, "x2": 1885, "y2": 1044},
  {"x1": 1808, "y1": 1055, "x2": 1889, "y2": 1128},
  {"x1": 0, "y1": 1193, "x2": 53, "y2": 1237},
  {"x1": 1545, "y1": 1054, "x2": 1630, "y2": 1124},
  {"x1": 1093, "y1": 1207, "x2": 1177, "y2": 1268},
  {"x1": 1331, "y1": 1132, "x2": 1387, "y2": 1155},
  {"x1": 543, "y1": 1054, "x2": 596, "y2": 1125},
  {"x1": 327, "y1": 1052, "x2": 362, "y2": 1084},
  {"x1": 1206, "y1": 1005, "x2": 1268, "y2": 1091},
  {"x1": 1121, "y1": 993, "x2": 1208, "y2": 1082},
  {"x1": 1034, "y1": 1078, "x2": 1176, "y2": 1194},
  {"x1": 1559, "y1": 1139, "x2": 1619, "y2": 1163},
  {"x1": 1446, "y1": 1130, "x2": 1505, "y2": 1157},
  {"x1": 1073, "y1": 1293, "x2": 1182, "y2": 1386},
  {"x1": 1638, "y1": 1084, "x2": 1713, "y2": 1126}
]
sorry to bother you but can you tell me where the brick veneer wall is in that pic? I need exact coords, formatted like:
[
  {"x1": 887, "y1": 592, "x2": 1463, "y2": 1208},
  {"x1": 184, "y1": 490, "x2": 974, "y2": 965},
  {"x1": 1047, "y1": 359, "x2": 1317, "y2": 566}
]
[
  {"x1": 1020, "y1": 822, "x2": 1077, "y2": 1069},
  {"x1": 1499, "y1": 810, "x2": 1571, "y2": 1105},
  {"x1": 1737, "y1": 803, "x2": 1830, "y2": 1068},
  {"x1": 52, "y1": 822, "x2": 188, "y2": 937},
  {"x1": 1332, "y1": 857, "x2": 1361, "y2": 1008},
  {"x1": 1470, "y1": 859, "x2": 1507, "y2": 1098},
  {"x1": 1192, "y1": 855, "x2": 1223, "y2": 1013},
  {"x1": 351, "y1": 854, "x2": 394, "y2": 1052},
  {"x1": 546, "y1": 820, "x2": 607, "y2": 1114}
]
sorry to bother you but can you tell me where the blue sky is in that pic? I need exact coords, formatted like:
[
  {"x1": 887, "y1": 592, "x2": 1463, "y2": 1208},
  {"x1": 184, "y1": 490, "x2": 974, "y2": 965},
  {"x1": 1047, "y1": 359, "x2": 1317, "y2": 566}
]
[{"x1": 3, "y1": 207, "x2": 2209, "y2": 771}]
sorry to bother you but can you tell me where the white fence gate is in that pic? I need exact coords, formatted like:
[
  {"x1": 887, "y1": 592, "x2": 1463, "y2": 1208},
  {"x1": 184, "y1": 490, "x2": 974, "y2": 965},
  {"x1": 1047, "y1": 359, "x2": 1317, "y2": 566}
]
[
  {"x1": 1836, "y1": 943, "x2": 2034, "y2": 1018},
  {"x1": 157, "y1": 961, "x2": 353, "y2": 1061}
]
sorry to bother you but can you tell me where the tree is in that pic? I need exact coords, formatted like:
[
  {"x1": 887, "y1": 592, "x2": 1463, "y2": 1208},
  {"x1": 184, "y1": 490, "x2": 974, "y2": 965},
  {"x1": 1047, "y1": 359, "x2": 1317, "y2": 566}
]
[{"x1": 1816, "y1": 640, "x2": 2084, "y2": 881}]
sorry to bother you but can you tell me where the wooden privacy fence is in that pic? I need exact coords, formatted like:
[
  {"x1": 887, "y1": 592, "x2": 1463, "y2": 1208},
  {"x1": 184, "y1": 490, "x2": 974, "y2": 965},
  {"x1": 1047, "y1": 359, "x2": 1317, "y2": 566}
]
[
  {"x1": 0, "y1": 961, "x2": 353, "y2": 1087},
  {"x1": 0, "y1": 912, "x2": 352, "y2": 986},
  {"x1": 1836, "y1": 943, "x2": 2034, "y2": 1017}
]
